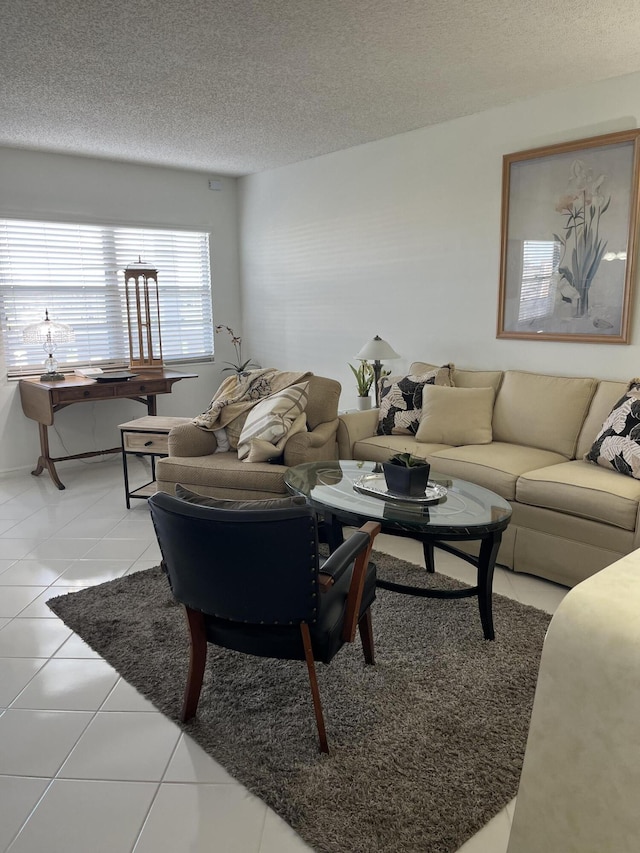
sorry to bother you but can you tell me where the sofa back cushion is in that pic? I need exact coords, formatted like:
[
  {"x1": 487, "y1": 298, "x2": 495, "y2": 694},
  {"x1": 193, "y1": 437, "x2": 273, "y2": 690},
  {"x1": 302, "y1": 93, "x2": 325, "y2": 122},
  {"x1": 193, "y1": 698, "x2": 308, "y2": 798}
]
[
  {"x1": 411, "y1": 362, "x2": 503, "y2": 393},
  {"x1": 410, "y1": 361, "x2": 441, "y2": 375},
  {"x1": 576, "y1": 379, "x2": 629, "y2": 459},
  {"x1": 451, "y1": 368, "x2": 503, "y2": 393},
  {"x1": 492, "y1": 371, "x2": 597, "y2": 458},
  {"x1": 411, "y1": 361, "x2": 503, "y2": 393}
]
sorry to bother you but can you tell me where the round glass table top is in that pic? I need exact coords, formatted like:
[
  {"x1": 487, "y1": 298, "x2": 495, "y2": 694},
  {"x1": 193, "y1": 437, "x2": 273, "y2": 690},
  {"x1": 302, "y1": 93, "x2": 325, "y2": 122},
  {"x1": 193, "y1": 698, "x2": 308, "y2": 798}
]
[{"x1": 285, "y1": 460, "x2": 512, "y2": 537}]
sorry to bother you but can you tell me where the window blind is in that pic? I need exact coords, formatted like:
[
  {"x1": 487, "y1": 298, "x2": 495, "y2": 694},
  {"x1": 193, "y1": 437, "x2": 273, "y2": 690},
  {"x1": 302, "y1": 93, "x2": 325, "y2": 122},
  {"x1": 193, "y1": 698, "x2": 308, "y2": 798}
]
[
  {"x1": 0, "y1": 219, "x2": 213, "y2": 377},
  {"x1": 518, "y1": 240, "x2": 560, "y2": 323}
]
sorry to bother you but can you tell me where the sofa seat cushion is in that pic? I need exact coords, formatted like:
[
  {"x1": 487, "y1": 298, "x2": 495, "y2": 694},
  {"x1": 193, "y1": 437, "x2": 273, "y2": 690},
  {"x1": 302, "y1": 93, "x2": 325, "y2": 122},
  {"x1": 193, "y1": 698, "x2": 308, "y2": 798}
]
[
  {"x1": 352, "y1": 434, "x2": 452, "y2": 463},
  {"x1": 427, "y1": 443, "x2": 567, "y2": 500},
  {"x1": 156, "y1": 452, "x2": 288, "y2": 496},
  {"x1": 516, "y1": 460, "x2": 640, "y2": 531}
]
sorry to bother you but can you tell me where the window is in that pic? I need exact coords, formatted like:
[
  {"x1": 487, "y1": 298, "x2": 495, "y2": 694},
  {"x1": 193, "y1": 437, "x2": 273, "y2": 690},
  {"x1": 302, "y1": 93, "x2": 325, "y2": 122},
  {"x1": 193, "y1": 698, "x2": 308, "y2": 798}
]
[
  {"x1": 0, "y1": 219, "x2": 213, "y2": 377},
  {"x1": 518, "y1": 240, "x2": 561, "y2": 323}
]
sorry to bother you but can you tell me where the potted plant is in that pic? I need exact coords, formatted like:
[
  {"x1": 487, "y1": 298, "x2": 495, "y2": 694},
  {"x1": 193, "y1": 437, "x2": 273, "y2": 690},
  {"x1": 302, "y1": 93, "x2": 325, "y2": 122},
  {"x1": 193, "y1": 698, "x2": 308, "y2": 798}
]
[
  {"x1": 382, "y1": 452, "x2": 431, "y2": 497},
  {"x1": 349, "y1": 360, "x2": 374, "y2": 410},
  {"x1": 215, "y1": 325, "x2": 260, "y2": 375}
]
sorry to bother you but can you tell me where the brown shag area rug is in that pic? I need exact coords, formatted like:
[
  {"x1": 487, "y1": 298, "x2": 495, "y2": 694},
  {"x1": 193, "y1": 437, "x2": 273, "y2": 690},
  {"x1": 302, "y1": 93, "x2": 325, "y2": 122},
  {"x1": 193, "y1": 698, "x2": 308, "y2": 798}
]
[{"x1": 48, "y1": 551, "x2": 550, "y2": 853}]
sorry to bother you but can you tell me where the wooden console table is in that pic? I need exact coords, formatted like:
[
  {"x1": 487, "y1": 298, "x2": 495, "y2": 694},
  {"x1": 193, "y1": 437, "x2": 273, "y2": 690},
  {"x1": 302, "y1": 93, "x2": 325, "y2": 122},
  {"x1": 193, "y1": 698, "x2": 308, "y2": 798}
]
[{"x1": 19, "y1": 369, "x2": 197, "y2": 490}]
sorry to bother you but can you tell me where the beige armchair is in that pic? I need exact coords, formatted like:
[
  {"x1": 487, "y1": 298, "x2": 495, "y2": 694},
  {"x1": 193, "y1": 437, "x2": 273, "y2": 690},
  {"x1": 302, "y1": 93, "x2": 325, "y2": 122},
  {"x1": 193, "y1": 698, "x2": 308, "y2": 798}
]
[{"x1": 156, "y1": 375, "x2": 341, "y2": 500}]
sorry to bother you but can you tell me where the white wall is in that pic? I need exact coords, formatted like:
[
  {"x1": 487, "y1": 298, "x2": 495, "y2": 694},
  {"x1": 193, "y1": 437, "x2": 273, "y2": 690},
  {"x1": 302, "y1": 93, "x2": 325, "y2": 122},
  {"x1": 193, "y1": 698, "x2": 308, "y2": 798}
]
[
  {"x1": 239, "y1": 71, "x2": 640, "y2": 409},
  {"x1": 0, "y1": 148, "x2": 241, "y2": 474},
  {"x1": 4, "y1": 70, "x2": 640, "y2": 474}
]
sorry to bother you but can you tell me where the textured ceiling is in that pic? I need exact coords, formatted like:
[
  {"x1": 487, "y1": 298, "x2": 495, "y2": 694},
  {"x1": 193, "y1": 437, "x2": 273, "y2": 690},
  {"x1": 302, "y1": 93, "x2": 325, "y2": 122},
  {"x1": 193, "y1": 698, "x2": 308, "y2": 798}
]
[{"x1": 2, "y1": 0, "x2": 640, "y2": 176}]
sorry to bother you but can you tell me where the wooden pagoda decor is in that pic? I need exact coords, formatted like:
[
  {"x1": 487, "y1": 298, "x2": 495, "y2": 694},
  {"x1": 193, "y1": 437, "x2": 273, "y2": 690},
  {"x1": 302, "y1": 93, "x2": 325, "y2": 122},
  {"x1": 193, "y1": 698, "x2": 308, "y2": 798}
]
[{"x1": 124, "y1": 259, "x2": 164, "y2": 370}]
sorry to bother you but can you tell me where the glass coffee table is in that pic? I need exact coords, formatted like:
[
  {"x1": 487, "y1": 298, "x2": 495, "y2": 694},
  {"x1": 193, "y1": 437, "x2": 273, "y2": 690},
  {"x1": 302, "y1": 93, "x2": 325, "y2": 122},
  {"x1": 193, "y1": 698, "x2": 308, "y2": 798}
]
[{"x1": 285, "y1": 460, "x2": 512, "y2": 640}]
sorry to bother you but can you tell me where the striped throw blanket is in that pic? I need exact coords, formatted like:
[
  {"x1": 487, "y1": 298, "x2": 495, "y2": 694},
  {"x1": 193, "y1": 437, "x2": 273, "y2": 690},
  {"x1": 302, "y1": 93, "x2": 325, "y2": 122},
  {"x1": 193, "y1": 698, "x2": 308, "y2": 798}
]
[{"x1": 193, "y1": 368, "x2": 312, "y2": 432}]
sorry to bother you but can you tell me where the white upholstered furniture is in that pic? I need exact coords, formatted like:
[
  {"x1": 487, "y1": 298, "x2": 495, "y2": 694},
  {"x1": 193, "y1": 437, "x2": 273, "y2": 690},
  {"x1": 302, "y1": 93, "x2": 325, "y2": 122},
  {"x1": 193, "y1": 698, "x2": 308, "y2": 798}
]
[{"x1": 507, "y1": 549, "x2": 640, "y2": 851}]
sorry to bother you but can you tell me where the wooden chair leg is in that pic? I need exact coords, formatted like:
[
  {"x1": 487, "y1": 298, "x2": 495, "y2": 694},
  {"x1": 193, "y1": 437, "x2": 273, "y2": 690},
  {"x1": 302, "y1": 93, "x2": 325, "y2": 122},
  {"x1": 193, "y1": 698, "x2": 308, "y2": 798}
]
[
  {"x1": 358, "y1": 608, "x2": 375, "y2": 665},
  {"x1": 300, "y1": 623, "x2": 329, "y2": 754},
  {"x1": 181, "y1": 606, "x2": 208, "y2": 722},
  {"x1": 342, "y1": 521, "x2": 381, "y2": 642}
]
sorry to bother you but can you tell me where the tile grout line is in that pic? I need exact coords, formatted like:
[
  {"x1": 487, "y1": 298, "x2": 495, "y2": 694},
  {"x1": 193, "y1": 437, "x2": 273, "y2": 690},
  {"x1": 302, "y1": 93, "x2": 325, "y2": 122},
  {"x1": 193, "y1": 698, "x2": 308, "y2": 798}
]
[{"x1": 2, "y1": 777, "x2": 56, "y2": 853}]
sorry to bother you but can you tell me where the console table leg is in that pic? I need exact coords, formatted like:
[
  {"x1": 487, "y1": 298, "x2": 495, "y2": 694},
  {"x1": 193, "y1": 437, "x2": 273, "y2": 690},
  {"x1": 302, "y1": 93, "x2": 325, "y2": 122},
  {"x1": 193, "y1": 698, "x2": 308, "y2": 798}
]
[
  {"x1": 477, "y1": 532, "x2": 502, "y2": 641},
  {"x1": 32, "y1": 423, "x2": 65, "y2": 490}
]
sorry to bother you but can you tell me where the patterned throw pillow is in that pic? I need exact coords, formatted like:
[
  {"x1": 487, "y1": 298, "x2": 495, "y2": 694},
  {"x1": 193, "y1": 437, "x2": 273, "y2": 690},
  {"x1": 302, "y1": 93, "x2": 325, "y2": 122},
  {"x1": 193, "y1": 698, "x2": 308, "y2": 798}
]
[
  {"x1": 585, "y1": 379, "x2": 640, "y2": 478},
  {"x1": 244, "y1": 413, "x2": 307, "y2": 462},
  {"x1": 236, "y1": 382, "x2": 309, "y2": 460},
  {"x1": 377, "y1": 365, "x2": 453, "y2": 436}
]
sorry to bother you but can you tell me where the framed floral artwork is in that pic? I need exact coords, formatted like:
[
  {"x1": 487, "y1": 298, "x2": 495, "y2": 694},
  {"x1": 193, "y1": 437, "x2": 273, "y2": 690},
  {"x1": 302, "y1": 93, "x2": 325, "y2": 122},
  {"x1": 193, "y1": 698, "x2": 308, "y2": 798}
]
[{"x1": 497, "y1": 129, "x2": 640, "y2": 343}]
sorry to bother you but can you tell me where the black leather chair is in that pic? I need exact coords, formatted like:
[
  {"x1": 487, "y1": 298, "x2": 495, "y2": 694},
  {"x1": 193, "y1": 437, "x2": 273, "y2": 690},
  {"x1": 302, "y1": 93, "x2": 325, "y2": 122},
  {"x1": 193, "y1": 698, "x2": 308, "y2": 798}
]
[{"x1": 148, "y1": 491, "x2": 381, "y2": 753}]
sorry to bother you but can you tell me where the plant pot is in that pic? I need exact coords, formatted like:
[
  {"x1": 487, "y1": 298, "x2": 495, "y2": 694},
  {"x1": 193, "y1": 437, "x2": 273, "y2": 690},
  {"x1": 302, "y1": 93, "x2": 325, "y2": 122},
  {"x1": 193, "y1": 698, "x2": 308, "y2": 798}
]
[
  {"x1": 356, "y1": 396, "x2": 372, "y2": 411},
  {"x1": 382, "y1": 461, "x2": 431, "y2": 497}
]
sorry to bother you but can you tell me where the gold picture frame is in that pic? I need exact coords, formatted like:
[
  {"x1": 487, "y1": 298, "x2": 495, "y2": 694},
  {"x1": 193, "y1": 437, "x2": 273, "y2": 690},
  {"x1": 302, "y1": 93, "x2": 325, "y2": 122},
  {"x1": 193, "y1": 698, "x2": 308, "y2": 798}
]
[{"x1": 497, "y1": 129, "x2": 640, "y2": 343}]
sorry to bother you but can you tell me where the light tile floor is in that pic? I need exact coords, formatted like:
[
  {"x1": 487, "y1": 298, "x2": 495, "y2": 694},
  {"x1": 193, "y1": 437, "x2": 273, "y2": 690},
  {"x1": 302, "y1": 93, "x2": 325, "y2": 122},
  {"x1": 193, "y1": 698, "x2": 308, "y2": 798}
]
[{"x1": 0, "y1": 458, "x2": 569, "y2": 853}]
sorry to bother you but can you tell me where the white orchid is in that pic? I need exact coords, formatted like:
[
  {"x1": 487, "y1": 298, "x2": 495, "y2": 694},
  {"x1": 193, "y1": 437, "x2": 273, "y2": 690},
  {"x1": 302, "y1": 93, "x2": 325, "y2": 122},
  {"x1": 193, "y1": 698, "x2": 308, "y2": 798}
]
[{"x1": 214, "y1": 325, "x2": 259, "y2": 375}]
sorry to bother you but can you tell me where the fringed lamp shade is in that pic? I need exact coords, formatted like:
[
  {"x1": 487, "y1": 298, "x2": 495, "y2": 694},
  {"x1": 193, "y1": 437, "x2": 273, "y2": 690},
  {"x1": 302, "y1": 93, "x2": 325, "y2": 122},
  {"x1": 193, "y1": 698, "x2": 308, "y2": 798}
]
[
  {"x1": 22, "y1": 310, "x2": 75, "y2": 381},
  {"x1": 124, "y1": 260, "x2": 164, "y2": 370}
]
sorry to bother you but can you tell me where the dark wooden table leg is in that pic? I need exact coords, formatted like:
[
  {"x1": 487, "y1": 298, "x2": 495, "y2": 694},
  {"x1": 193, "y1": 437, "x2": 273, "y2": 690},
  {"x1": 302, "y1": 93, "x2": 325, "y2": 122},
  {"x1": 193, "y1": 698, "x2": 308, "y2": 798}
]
[
  {"x1": 423, "y1": 540, "x2": 435, "y2": 573},
  {"x1": 476, "y1": 532, "x2": 502, "y2": 641},
  {"x1": 32, "y1": 423, "x2": 65, "y2": 490},
  {"x1": 323, "y1": 512, "x2": 345, "y2": 552}
]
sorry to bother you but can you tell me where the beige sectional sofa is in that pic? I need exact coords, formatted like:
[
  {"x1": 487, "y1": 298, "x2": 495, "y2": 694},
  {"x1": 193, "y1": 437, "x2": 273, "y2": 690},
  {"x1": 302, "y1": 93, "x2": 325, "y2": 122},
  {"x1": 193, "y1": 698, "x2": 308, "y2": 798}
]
[{"x1": 337, "y1": 362, "x2": 640, "y2": 588}]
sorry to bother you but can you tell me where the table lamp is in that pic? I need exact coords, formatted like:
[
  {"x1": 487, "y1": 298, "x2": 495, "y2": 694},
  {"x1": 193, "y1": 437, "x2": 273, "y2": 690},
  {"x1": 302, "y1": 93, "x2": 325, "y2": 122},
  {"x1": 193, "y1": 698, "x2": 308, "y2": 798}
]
[
  {"x1": 355, "y1": 335, "x2": 400, "y2": 406},
  {"x1": 22, "y1": 310, "x2": 75, "y2": 381}
]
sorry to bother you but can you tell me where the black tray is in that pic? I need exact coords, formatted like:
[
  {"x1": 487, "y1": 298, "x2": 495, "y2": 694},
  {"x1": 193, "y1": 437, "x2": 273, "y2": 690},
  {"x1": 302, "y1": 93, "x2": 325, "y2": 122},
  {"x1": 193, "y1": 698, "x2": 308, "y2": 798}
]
[
  {"x1": 353, "y1": 473, "x2": 448, "y2": 504},
  {"x1": 95, "y1": 371, "x2": 139, "y2": 382}
]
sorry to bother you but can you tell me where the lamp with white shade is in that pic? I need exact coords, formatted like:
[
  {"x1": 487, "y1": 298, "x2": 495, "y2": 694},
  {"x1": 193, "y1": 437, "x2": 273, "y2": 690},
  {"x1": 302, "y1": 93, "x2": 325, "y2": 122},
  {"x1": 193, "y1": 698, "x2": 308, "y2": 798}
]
[
  {"x1": 22, "y1": 310, "x2": 75, "y2": 381},
  {"x1": 355, "y1": 335, "x2": 401, "y2": 407}
]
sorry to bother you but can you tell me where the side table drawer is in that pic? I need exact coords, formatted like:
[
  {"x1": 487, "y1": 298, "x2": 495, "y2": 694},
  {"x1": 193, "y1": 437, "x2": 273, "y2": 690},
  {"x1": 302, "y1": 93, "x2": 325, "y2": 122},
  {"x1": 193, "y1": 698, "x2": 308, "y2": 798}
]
[
  {"x1": 58, "y1": 384, "x2": 117, "y2": 402},
  {"x1": 123, "y1": 431, "x2": 169, "y2": 454},
  {"x1": 116, "y1": 379, "x2": 168, "y2": 397}
]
